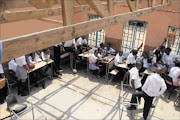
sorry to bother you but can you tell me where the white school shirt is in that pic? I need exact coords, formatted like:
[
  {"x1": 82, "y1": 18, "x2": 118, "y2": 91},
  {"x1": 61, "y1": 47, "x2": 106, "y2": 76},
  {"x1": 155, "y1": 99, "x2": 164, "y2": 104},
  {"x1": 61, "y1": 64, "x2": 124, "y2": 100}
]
[
  {"x1": 142, "y1": 73, "x2": 167, "y2": 97},
  {"x1": 0, "y1": 64, "x2": 4, "y2": 74},
  {"x1": 114, "y1": 53, "x2": 124, "y2": 67},
  {"x1": 136, "y1": 56, "x2": 149, "y2": 68},
  {"x1": 104, "y1": 47, "x2": 115, "y2": 54},
  {"x1": 126, "y1": 53, "x2": 136, "y2": 64},
  {"x1": 163, "y1": 53, "x2": 180, "y2": 65},
  {"x1": 15, "y1": 56, "x2": 27, "y2": 67},
  {"x1": 169, "y1": 67, "x2": 180, "y2": 83},
  {"x1": 129, "y1": 67, "x2": 142, "y2": 89},
  {"x1": 64, "y1": 39, "x2": 76, "y2": 47},
  {"x1": 41, "y1": 52, "x2": 50, "y2": 61},
  {"x1": 90, "y1": 54, "x2": 98, "y2": 64},
  {"x1": 35, "y1": 52, "x2": 42, "y2": 62},
  {"x1": 28, "y1": 56, "x2": 37, "y2": 64},
  {"x1": 76, "y1": 37, "x2": 87, "y2": 46},
  {"x1": 8, "y1": 60, "x2": 18, "y2": 72},
  {"x1": 122, "y1": 51, "x2": 130, "y2": 59},
  {"x1": 98, "y1": 53, "x2": 103, "y2": 58}
]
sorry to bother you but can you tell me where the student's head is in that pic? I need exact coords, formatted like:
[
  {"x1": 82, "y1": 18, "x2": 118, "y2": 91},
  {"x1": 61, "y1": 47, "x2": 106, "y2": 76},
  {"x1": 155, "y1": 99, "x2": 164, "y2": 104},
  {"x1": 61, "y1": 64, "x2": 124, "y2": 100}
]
[
  {"x1": 172, "y1": 28, "x2": 175, "y2": 32},
  {"x1": 142, "y1": 52, "x2": 148, "y2": 58},
  {"x1": 107, "y1": 43, "x2": 111, "y2": 50},
  {"x1": 165, "y1": 47, "x2": 171, "y2": 55},
  {"x1": 155, "y1": 49, "x2": 160, "y2": 56},
  {"x1": 25, "y1": 54, "x2": 29, "y2": 60},
  {"x1": 100, "y1": 43, "x2": 105, "y2": 49},
  {"x1": 132, "y1": 50, "x2": 138, "y2": 56},
  {"x1": 136, "y1": 62, "x2": 142, "y2": 70},
  {"x1": 81, "y1": 36, "x2": 86, "y2": 39},
  {"x1": 160, "y1": 46, "x2": 165, "y2": 53},
  {"x1": 119, "y1": 50, "x2": 123, "y2": 56},
  {"x1": 30, "y1": 52, "x2": 35, "y2": 59},
  {"x1": 155, "y1": 67, "x2": 163, "y2": 74},
  {"x1": 94, "y1": 50, "x2": 98, "y2": 57},
  {"x1": 43, "y1": 48, "x2": 50, "y2": 55},
  {"x1": 98, "y1": 47, "x2": 103, "y2": 53}
]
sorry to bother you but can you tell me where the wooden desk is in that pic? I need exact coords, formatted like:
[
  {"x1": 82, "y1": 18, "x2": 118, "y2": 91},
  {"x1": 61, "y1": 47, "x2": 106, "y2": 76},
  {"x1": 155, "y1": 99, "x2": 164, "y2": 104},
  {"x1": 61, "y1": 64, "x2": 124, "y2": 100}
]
[
  {"x1": 27, "y1": 60, "x2": 54, "y2": 92},
  {"x1": 117, "y1": 63, "x2": 128, "y2": 69},
  {"x1": 100, "y1": 55, "x2": 115, "y2": 80},
  {"x1": 143, "y1": 69, "x2": 154, "y2": 75}
]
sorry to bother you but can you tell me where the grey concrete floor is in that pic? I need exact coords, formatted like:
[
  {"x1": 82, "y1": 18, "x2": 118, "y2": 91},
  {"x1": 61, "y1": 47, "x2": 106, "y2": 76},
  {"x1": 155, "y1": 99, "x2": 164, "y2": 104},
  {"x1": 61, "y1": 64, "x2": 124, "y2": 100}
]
[{"x1": 1, "y1": 69, "x2": 180, "y2": 120}]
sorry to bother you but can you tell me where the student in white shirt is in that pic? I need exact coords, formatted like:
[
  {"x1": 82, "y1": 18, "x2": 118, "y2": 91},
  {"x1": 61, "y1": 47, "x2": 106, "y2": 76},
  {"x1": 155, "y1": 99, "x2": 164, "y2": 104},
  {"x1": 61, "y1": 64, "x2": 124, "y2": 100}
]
[
  {"x1": 100, "y1": 43, "x2": 105, "y2": 49},
  {"x1": 104, "y1": 43, "x2": 116, "y2": 55},
  {"x1": 76, "y1": 36, "x2": 89, "y2": 53},
  {"x1": 164, "y1": 48, "x2": 180, "y2": 72},
  {"x1": 98, "y1": 47, "x2": 105, "y2": 58},
  {"x1": 126, "y1": 50, "x2": 138, "y2": 68},
  {"x1": 0, "y1": 64, "x2": 8, "y2": 104},
  {"x1": 114, "y1": 51, "x2": 125, "y2": 67},
  {"x1": 41, "y1": 48, "x2": 50, "y2": 61},
  {"x1": 149, "y1": 50, "x2": 166, "y2": 72},
  {"x1": 41, "y1": 48, "x2": 62, "y2": 77},
  {"x1": 8, "y1": 59, "x2": 18, "y2": 73},
  {"x1": 64, "y1": 39, "x2": 79, "y2": 72},
  {"x1": 136, "y1": 52, "x2": 149, "y2": 72},
  {"x1": 127, "y1": 67, "x2": 167, "y2": 120},
  {"x1": 89, "y1": 50, "x2": 105, "y2": 77},
  {"x1": 168, "y1": 67, "x2": 180, "y2": 86},
  {"x1": 122, "y1": 62, "x2": 142, "y2": 92},
  {"x1": 15, "y1": 56, "x2": 31, "y2": 96}
]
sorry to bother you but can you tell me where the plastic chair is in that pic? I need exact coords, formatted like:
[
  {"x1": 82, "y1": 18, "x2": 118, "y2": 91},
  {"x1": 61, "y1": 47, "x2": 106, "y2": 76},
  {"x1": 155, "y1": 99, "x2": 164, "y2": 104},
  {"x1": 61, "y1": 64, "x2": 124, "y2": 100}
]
[{"x1": 7, "y1": 94, "x2": 47, "y2": 120}]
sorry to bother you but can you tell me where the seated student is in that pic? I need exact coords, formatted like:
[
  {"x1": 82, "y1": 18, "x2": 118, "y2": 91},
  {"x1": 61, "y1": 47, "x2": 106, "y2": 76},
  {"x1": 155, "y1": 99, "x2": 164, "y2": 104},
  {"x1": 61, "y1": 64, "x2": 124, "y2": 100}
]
[
  {"x1": 76, "y1": 36, "x2": 89, "y2": 53},
  {"x1": 15, "y1": 56, "x2": 31, "y2": 96},
  {"x1": 113, "y1": 51, "x2": 126, "y2": 80},
  {"x1": 149, "y1": 50, "x2": 166, "y2": 72},
  {"x1": 100, "y1": 43, "x2": 105, "y2": 49},
  {"x1": 122, "y1": 62, "x2": 142, "y2": 92},
  {"x1": 64, "y1": 38, "x2": 79, "y2": 73},
  {"x1": 168, "y1": 66, "x2": 180, "y2": 86},
  {"x1": 114, "y1": 51, "x2": 125, "y2": 67},
  {"x1": 35, "y1": 52, "x2": 43, "y2": 62},
  {"x1": 127, "y1": 67, "x2": 167, "y2": 120},
  {"x1": 89, "y1": 50, "x2": 105, "y2": 77},
  {"x1": 122, "y1": 50, "x2": 130, "y2": 60},
  {"x1": 0, "y1": 64, "x2": 8, "y2": 104},
  {"x1": 126, "y1": 50, "x2": 138, "y2": 68},
  {"x1": 41, "y1": 48, "x2": 62, "y2": 77},
  {"x1": 163, "y1": 48, "x2": 180, "y2": 72},
  {"x1": 8, "y1": 59, "x2": 18, "y2": 76},
  {"x1": 41, "y1": 48, "x2": 50, "y2": 61},
  {"x1": 122, "y1": 62, "x2": 142, "y2": 109},
  {"x1": 126, "y1": 43, "x2": 143, "y2": 68},
  {"x1": 104, "y1": 43, "x2": 116, "y2": 55},
  {"x1": 136, "y1": 52, "x2": 149, "y2": 73},
  {"x1": 28, "y1": 53, "x2": 46, "y2": 88},
  {"x1": 98, "y1": 47, "x2": 105, "y2": 58}
]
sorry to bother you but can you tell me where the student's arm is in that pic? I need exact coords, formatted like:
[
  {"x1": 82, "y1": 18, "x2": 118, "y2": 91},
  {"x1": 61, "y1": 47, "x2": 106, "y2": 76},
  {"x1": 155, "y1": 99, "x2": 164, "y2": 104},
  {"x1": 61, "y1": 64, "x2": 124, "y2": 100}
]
[
  {"x1": 158, "y1": 81, "x2": 167, "y2": 96},
  {"x1": 23, "y1": 65, "x2": 31, "y2": 72},
  {"x1": 131, "y1": 80, "x2": 137, "y2": 92},
  {"x1": 122, "y1": 71, "x2": 130, "y2": 84},
  {"x1": 137, "y1": 43, "x2": 143, "y2": 52}
]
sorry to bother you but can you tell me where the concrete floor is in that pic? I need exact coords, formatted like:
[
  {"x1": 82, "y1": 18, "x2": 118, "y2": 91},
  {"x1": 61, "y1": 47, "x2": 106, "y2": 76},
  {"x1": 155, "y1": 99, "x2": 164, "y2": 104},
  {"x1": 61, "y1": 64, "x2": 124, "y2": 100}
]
[{"x1": 0, "y1": 69, "x2": 180, "y2": 120}]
